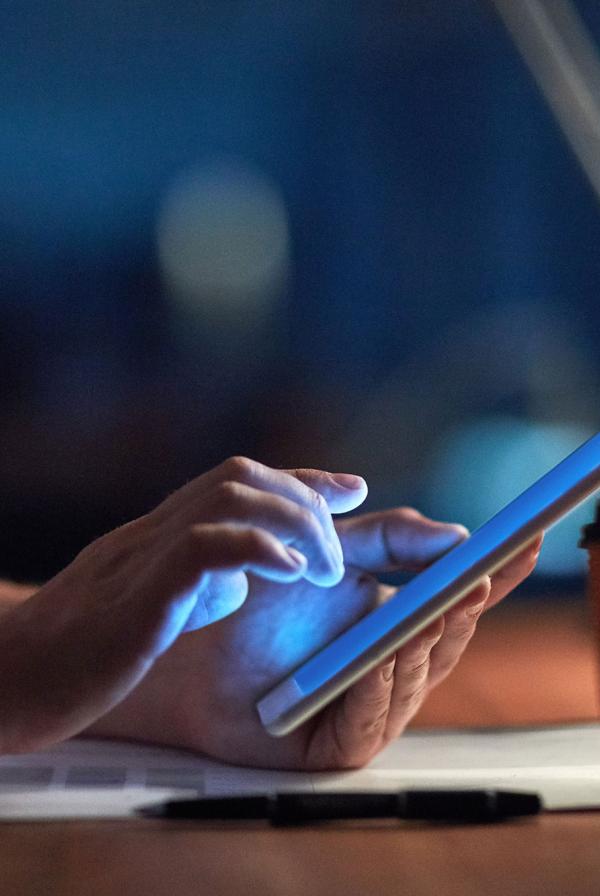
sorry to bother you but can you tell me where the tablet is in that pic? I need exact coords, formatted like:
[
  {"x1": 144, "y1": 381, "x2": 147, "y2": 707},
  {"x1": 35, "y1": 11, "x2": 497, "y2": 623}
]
[{"x1": 257, "y1": 430, "x2": 600, "y2": 736}]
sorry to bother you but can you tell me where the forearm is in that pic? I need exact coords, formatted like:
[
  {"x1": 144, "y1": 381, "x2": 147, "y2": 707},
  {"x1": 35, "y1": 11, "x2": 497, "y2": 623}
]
[{"x1": 0, "y1": 578, "x2": 124, "y2": 755}]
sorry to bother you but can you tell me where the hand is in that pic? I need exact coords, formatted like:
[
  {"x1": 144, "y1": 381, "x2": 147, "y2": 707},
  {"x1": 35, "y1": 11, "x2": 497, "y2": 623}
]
[
  {"x1": 88, "y1": 502, "x2": 541, "y2": 770},
  {"x1": 0, "y1": 457, "x2": 367, "y2": 753}
]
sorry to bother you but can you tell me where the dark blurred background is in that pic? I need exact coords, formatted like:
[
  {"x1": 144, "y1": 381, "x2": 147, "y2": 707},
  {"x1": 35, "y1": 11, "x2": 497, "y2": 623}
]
[{"x1": 1, "y1": 0, "x2": 600, "y2": 585}]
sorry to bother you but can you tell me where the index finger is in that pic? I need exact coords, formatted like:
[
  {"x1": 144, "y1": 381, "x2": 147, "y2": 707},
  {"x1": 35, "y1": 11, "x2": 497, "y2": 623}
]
[{"x1": 157, "y1": 458, "x2": 368, "y2": 559}]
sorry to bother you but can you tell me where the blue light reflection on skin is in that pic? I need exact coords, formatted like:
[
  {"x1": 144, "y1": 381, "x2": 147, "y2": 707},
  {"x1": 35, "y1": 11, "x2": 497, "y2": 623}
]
[
  {"x1": 216, "y1": 568, "x2": 382, "y2": 689},
  {"x1": 268, "y1": 613, "x2": 337, "y2": 673},
  {"x1": 251, "y1": 573, "x2": 377, "y2": 674},
  {"x1": 154, "y1": 564, "x2": 378, "y2": 678}
]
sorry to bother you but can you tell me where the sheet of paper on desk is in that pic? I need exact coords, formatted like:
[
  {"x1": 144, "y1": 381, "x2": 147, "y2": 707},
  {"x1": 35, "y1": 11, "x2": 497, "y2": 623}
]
[{"x1": 2, "y1": 724, "x2": 600, "y2": 820}]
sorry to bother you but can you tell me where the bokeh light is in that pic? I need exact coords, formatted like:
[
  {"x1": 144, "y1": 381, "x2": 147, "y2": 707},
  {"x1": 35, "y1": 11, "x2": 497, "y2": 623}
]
[
  {"x1": 423, "y1": 417, "x2": 596, "y2": 576},
  {"x1": 157, "y1": 159, "x2": 290, "y2": 333}
]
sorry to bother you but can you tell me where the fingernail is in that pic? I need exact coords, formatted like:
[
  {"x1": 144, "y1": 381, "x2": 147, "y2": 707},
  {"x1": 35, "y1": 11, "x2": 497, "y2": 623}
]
[
  {"x1": 444, "y1": 523, "x2": 469, "y2": 541},
  {"x1": 329, "y1": 472, "x2": 367, "y2": 490},
  {"x1": 285, "y1": 547, "x2": 308, "y2": 569},
  {"x1": 432, "y1": 523, "x2": 469, "y2": 550}
]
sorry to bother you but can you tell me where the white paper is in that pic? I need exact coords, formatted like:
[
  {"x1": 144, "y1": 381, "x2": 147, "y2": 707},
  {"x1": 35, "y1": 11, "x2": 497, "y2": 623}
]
[{"x1": 1, "y1": 724, "x2": 600, "y2": 820}]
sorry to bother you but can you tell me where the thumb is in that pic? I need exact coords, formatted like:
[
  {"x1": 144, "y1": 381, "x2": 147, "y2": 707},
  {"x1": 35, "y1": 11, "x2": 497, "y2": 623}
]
[
  {"x1": 144, "y1": 524, "x2": 307, "y2": 653},
  {"x1": 181, "y1": 570, "x2": 250, "y2": 632},
  {"x1": 337, "y1": 508, "x2": 468, "y2": 572}
]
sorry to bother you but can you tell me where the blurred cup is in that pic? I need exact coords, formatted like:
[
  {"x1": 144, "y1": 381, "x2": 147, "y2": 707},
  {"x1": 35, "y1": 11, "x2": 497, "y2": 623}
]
[{"x1": 580, "y1": 500, "x2": 600, "y2": 714}]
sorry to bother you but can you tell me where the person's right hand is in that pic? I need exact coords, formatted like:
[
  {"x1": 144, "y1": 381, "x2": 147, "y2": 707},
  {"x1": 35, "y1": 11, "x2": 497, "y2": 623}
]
[{"x1": 0, "y1": 457, "x2": 367, "y2": 753}]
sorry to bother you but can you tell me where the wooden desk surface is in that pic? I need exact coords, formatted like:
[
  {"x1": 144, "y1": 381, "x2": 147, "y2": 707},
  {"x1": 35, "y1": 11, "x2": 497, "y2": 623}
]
[
  {"x1": 2, "y1": 597, "x2": 600, "y2": 896},
  {"x1": 4, "y1": 813, "x2": 600, "y2": 896}
]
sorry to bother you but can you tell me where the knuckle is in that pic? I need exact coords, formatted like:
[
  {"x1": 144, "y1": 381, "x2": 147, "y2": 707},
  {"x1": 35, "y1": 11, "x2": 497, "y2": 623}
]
[
  {"x1": 185, "y1": 524, "x2": 206, "y2": 547},
  {"x1": 362, "y1": 705, "x2": 390, "y2": 735},
  {"x1": 362, "y1": 690, "x2": 391, "y2": 716},
  {"x1": 294, "y1": 505, "x2": 321, "y2": 536},
  {"x1": 424, "y1": 618, "x2": 445, "y2": 643},
  {"x1": 396, "y1": 680, "x2": 428, "y2": 713},
  {"x1": 345, "y1": 689, "x2": 391, "y2": 739},
  {"x1": 213, "y1": 479, "x2": 244, "y2": 507},
  {"x1": 404, "y1": 655, "x2": 431, "y2": 679},
  {"x1": 448, "y1": 620, "x2": 477, "y2": 642},
  {"x1": 242, "y1": 527, "x2": 273, "y2": 556},
  {"x1": 308, "y1": 488, "x2": 328, "y2": 518},
  {"x1": 222, "y1": 455, "x2": 256, "y2": 482}
]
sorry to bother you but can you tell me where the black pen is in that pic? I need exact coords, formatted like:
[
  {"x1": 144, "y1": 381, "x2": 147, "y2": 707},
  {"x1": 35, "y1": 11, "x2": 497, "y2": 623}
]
[{"x1": 137, "y1": 789, "x2": 542, "y2": 825}]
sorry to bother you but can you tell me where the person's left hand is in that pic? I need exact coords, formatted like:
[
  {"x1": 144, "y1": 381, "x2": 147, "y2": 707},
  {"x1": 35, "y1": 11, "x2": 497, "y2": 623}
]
[{"x1": 88, "y1": 499, "x2": 541, "y2": 770}]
